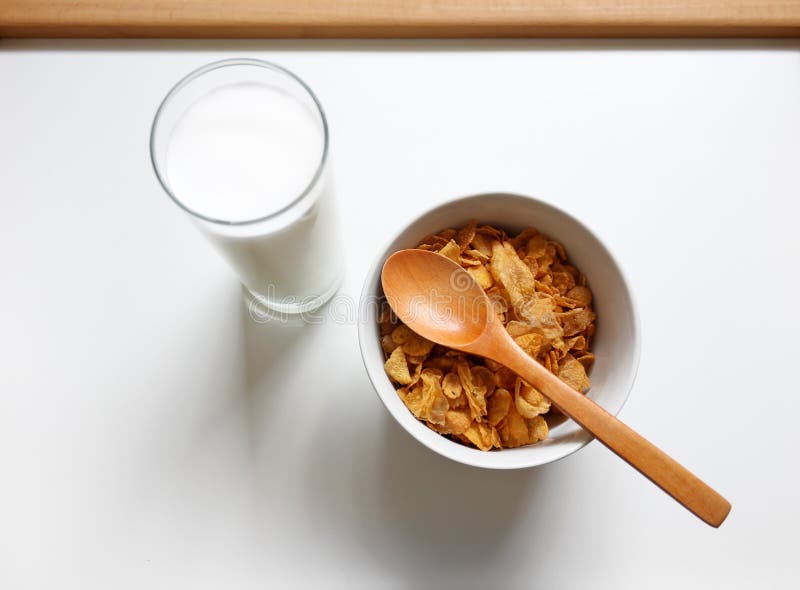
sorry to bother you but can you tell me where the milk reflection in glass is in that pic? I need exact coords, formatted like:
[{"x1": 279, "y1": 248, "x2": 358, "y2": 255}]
[{"x1": 152, "y1": 61, "x2": 342, "y2": 315}]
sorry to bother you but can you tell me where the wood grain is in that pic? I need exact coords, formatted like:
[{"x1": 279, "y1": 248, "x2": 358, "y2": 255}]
[{"x1": 1, "y1": 1, "x2": 799, "y2": 38}]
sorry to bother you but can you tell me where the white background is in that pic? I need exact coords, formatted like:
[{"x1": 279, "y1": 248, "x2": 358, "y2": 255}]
[{"x1": 1, "y1": 39, "x2": 799, "y2": 589}]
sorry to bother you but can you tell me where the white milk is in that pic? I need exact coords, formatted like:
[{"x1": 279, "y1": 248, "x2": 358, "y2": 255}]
[{"x1": 164, "y1": 82, "x2": 342, "y2": 311}]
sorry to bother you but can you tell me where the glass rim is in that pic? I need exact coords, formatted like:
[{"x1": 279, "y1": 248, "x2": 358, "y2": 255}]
[{"x1": 149, "y1": 58, "x2": 330, "y2": 227}]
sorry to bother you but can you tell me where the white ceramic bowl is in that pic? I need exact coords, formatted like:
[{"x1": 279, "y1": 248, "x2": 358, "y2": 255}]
[{"x1": 358, "y1": 193, "x2": 640, "y2": 469}]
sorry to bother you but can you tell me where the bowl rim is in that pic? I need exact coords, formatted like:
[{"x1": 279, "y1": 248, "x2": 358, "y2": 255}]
[{"x1": 357, "y1": 192, "x2": 641, "y2": 470}]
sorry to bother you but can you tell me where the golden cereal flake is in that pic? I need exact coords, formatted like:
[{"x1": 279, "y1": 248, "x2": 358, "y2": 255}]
[{"x1": 382, "y1": 222, "x2": 596, "y2": 451}]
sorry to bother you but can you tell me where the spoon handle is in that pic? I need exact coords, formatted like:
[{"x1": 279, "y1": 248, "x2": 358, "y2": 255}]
[{"x1": 496, "y1": 334, "x2": 731, "y2": 527}]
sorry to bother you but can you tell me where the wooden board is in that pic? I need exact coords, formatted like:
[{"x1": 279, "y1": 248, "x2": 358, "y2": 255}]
[{"x1": 2, "y1": 1, "x2": 799, "y2": 38}]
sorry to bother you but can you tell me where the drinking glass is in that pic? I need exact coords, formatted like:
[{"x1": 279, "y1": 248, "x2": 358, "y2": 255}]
[{"x1": 150, "y1": 58, "x2": 343, "y2": 316}]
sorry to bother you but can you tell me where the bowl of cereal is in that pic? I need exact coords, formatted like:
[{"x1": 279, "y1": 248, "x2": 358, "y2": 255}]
[{"x1": 358, "y1": 193, "x2": 640, "y2": 469}]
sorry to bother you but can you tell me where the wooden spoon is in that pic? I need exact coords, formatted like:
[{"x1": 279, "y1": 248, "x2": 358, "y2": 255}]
[{"x1": 381, "y1": 249, "x2": 731, "y2": 527}]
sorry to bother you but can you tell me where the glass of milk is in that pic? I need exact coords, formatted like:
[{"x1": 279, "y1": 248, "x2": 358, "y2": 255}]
[{"x1": 150, "y1": 59, "x2": 343, "y2": 316}]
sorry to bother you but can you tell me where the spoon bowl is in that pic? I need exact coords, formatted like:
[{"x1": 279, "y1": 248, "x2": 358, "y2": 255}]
[{"x1": 382, "y1": 249, "x2": 491, "y2": 348}]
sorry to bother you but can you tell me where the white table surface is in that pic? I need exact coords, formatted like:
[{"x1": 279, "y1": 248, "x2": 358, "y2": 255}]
[{"x1": 2, "y1": 39, "x2": 799, "y2": 589}]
